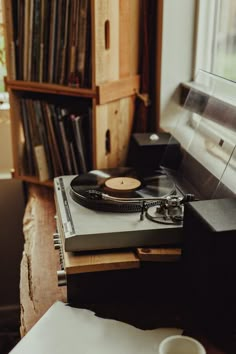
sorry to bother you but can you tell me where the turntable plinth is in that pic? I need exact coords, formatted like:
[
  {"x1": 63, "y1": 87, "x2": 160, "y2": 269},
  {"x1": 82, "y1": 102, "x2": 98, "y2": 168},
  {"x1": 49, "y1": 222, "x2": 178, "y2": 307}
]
[
  {"x1": 63, "y1": 249, "x2": 140, "y2": 275},
  {"x1": 137, "y1": 248, "x2": 182, "y2": 262},
  {"x1": 62, "y1": 248, "x2": 181, "y2": 275}
]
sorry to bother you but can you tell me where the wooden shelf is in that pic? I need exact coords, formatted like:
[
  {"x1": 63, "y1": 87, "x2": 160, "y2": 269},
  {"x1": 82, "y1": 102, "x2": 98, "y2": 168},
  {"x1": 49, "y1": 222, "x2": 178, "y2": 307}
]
[
  {"x1": 11, "y1": 170, "x2": 53, "y2": 187},
  {"x1": 6, "y1": 80, "x2": 97, "y2": 99},
  {"x1": 6, "y1": 76, "x2": 140, "y2": 105}
]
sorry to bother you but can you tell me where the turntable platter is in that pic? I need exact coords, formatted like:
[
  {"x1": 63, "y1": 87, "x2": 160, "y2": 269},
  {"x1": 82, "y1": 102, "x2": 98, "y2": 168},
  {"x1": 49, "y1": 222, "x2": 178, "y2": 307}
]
[{"x1": 70, "y1": 168, "x2": 176, "y2": 212}]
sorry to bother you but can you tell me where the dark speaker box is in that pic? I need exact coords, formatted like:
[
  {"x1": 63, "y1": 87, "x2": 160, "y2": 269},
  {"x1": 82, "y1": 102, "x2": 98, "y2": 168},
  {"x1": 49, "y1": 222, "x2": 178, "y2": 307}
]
[
  {"x1": 182, "y1": 198, "x2": 236, "y2": 352},
  {"x1": 127, "y1": 132, "x2": 181, "y2": 173}
]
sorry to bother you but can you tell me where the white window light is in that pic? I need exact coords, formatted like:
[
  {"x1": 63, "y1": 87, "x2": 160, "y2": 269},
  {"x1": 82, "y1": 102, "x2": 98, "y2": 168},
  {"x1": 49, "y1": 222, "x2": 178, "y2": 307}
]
[{"x1": 195, "y1": 0, "x2": 236, "y2": 81}]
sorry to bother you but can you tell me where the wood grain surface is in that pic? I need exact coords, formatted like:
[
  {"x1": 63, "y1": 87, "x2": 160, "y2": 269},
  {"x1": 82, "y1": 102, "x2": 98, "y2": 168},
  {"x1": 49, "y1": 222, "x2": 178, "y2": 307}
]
[{"x1": 20, "y1": 184, "x2": 66, "y2": 336}]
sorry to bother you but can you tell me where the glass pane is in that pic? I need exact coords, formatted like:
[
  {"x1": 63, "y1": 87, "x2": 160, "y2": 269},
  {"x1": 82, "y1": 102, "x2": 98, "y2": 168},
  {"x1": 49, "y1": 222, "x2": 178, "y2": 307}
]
[
  {"x1": 161, "y1": 71, "x2": 236, "y2": 199},
  {"x1": 212, "y1": 0, "x2": 236, "y2": 81}
]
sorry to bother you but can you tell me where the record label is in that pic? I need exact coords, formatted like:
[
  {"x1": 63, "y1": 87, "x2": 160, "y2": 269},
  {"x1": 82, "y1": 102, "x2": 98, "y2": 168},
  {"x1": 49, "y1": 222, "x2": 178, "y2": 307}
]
[{"x1": 105, "y1": 177, "x2": 141, "y2": 191}]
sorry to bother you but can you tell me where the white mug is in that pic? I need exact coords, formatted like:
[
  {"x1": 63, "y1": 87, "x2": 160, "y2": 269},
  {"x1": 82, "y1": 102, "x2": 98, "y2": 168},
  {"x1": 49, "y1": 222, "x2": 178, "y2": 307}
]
[{"x1": 159, "y1": 335, "x2": 206, "y2": 354}]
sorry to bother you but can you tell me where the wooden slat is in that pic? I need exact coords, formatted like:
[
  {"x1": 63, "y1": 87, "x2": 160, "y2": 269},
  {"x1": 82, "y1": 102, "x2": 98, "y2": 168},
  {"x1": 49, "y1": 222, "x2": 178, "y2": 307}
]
[
  {"x1": 94, "y1": 0, "x2": 119, "y2": 84},
  {"x1": 95, "y1": 96, "x2": 134, "y2": 168},
  {"x1": 119, "y1": 0, "x2": 140, "y2": 77},
  {"x1": 13, "y1": 174, "x2": 53, "y2": 188},
  {"x1": 97, "y1": 75, "x2": 140, "y2": 104},
  {"x1": 117, "y1": 95, "x2": 135, "y2": 164},
  {"x1": 64, "y1": 250, "x2": 140, "y2": 275},
  {"x1": 94, "y1": 0, "x2": 140, "y2": 85},
  {"x1": 119, "y1": 0, "x2": 130, "y2": 78},
  {"x1": 129, "y1": 0, "x2": 140, "y2": 76},
  {"x1": 5, "y1": 80, "x2": 96, "y2": 98},
  {"x1": 137, "y1": 248, "x2": 182, "y2": 262}
]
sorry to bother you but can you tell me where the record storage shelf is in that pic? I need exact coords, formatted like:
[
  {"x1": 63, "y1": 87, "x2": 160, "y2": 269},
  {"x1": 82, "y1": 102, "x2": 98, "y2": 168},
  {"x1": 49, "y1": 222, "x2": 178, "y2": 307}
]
[{"x1": 3, "y1": 0, "x2": 141, "y2": 187}]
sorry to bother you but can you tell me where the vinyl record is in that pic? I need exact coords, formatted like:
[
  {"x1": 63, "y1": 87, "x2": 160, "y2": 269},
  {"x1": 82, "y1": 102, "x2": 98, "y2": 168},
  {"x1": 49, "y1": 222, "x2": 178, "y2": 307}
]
[{"x1": 70, "y1": 167, "x2": 176, "y2": 212}]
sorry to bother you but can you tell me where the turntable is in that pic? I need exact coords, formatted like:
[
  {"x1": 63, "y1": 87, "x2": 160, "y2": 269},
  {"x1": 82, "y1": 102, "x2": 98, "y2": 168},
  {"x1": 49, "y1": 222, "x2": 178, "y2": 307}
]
[{"x1": 54, "y1": 167, "x2": 192, "y2": 252}]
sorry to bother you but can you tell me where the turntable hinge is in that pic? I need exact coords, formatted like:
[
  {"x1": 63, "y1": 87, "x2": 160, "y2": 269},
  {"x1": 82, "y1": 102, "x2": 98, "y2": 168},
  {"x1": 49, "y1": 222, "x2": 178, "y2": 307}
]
[{"x1": 135, "y1": 91, "x2": 151, "y2": 107}]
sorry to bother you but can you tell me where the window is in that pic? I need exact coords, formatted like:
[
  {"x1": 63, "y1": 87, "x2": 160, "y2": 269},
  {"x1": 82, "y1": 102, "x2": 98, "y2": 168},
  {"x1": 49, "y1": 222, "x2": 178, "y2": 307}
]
[
  {"x1": 213, "y1": 0, "x2": 236, "y2": 81},
  {"x1": 195, "y1": 0, "x2": 236, "y2": 81}
]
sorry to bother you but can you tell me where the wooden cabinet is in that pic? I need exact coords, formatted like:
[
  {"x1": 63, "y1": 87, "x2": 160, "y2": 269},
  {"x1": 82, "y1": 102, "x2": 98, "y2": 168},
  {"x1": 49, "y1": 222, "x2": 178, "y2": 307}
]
[{"x1": 3, "y1": 0, "x2": 141, "y2": 186}]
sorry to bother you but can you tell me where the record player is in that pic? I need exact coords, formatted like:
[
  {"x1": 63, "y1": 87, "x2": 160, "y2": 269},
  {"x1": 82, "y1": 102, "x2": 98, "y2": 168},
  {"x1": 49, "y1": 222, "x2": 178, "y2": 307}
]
[{"x1": 54, "y1": 167, "x2": 192, "y2": 252}]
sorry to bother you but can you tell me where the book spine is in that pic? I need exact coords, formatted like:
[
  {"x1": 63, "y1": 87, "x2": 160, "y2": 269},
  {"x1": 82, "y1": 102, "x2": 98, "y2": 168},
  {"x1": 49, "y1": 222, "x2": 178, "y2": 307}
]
[
  {"x1": 31, "y1": 0, "x2": 41, "y2": 81},
  {"x1": 42, "y1": 1, "x2": 51, "y2": 82},
  {"x1": 77, "y1": 0, "x2": 89, "y2": 87},
  {"x1": 39, "y1": 0, "x2": 45, "y2": 82},
  {"x1": 71, "y1": 114, "x2": 88, "y2": 174},
  {"x1": 2, "y1": 0, "x2": 16, "y2": 80},
  {"x1": 43, "y1": 102, "x2": 64, "y2": 176},
  {"x1": 34, "y1": 100, "x2": 54, "y2": 179},
  {"x1": 53, "y1": 0, "x2": 62, "y2": 83},
  {"x1": 20, "y1": 99, "x2": 36, "y2": 175},
  {"x1": 62, "y1": 114, "x2": 79, "y2": 174},
  {"x1": 23, "y1": 0, "x2": 30, "y2": 81},
  {"x1": 17, "y1": 0, "x2": 25, "y2": 80},
  {"x1": 48, "y1": 0, "x2": 57, "y2": 83},
  {"x1": 49, "y1": 104, "x2": 68, "y2": 174},
  {"x1": 34, "y1": 145, "x2": 50, "y2": 182},
  {"x1": 27, "y1": 0, "x2": 34, "y2": 80},
  {"x1": 58, "y1": 115, "x2": 73, "y2": 174},
  {"x1": 67, "y1": 0, "x2": 76, "y2": 86},
  {"x1": 59, "y1": 0, "x2": 70, "y2": 85}
]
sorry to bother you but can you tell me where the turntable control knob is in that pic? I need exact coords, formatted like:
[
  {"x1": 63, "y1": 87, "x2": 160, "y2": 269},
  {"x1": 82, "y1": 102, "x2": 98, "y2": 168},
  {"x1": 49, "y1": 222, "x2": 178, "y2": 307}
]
[
  {"x1": 53, "y1": 232, "x2": 60, "y2": 240},
  {"x1": 149, "y1": 133, "x2": 159, "y2": 141},
  {"x1": 54, "y1": 242, "x2": 61, "y2": 250},
  {"x1": 57, "y1": 270, "x2": 67, "y2": 286}
]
